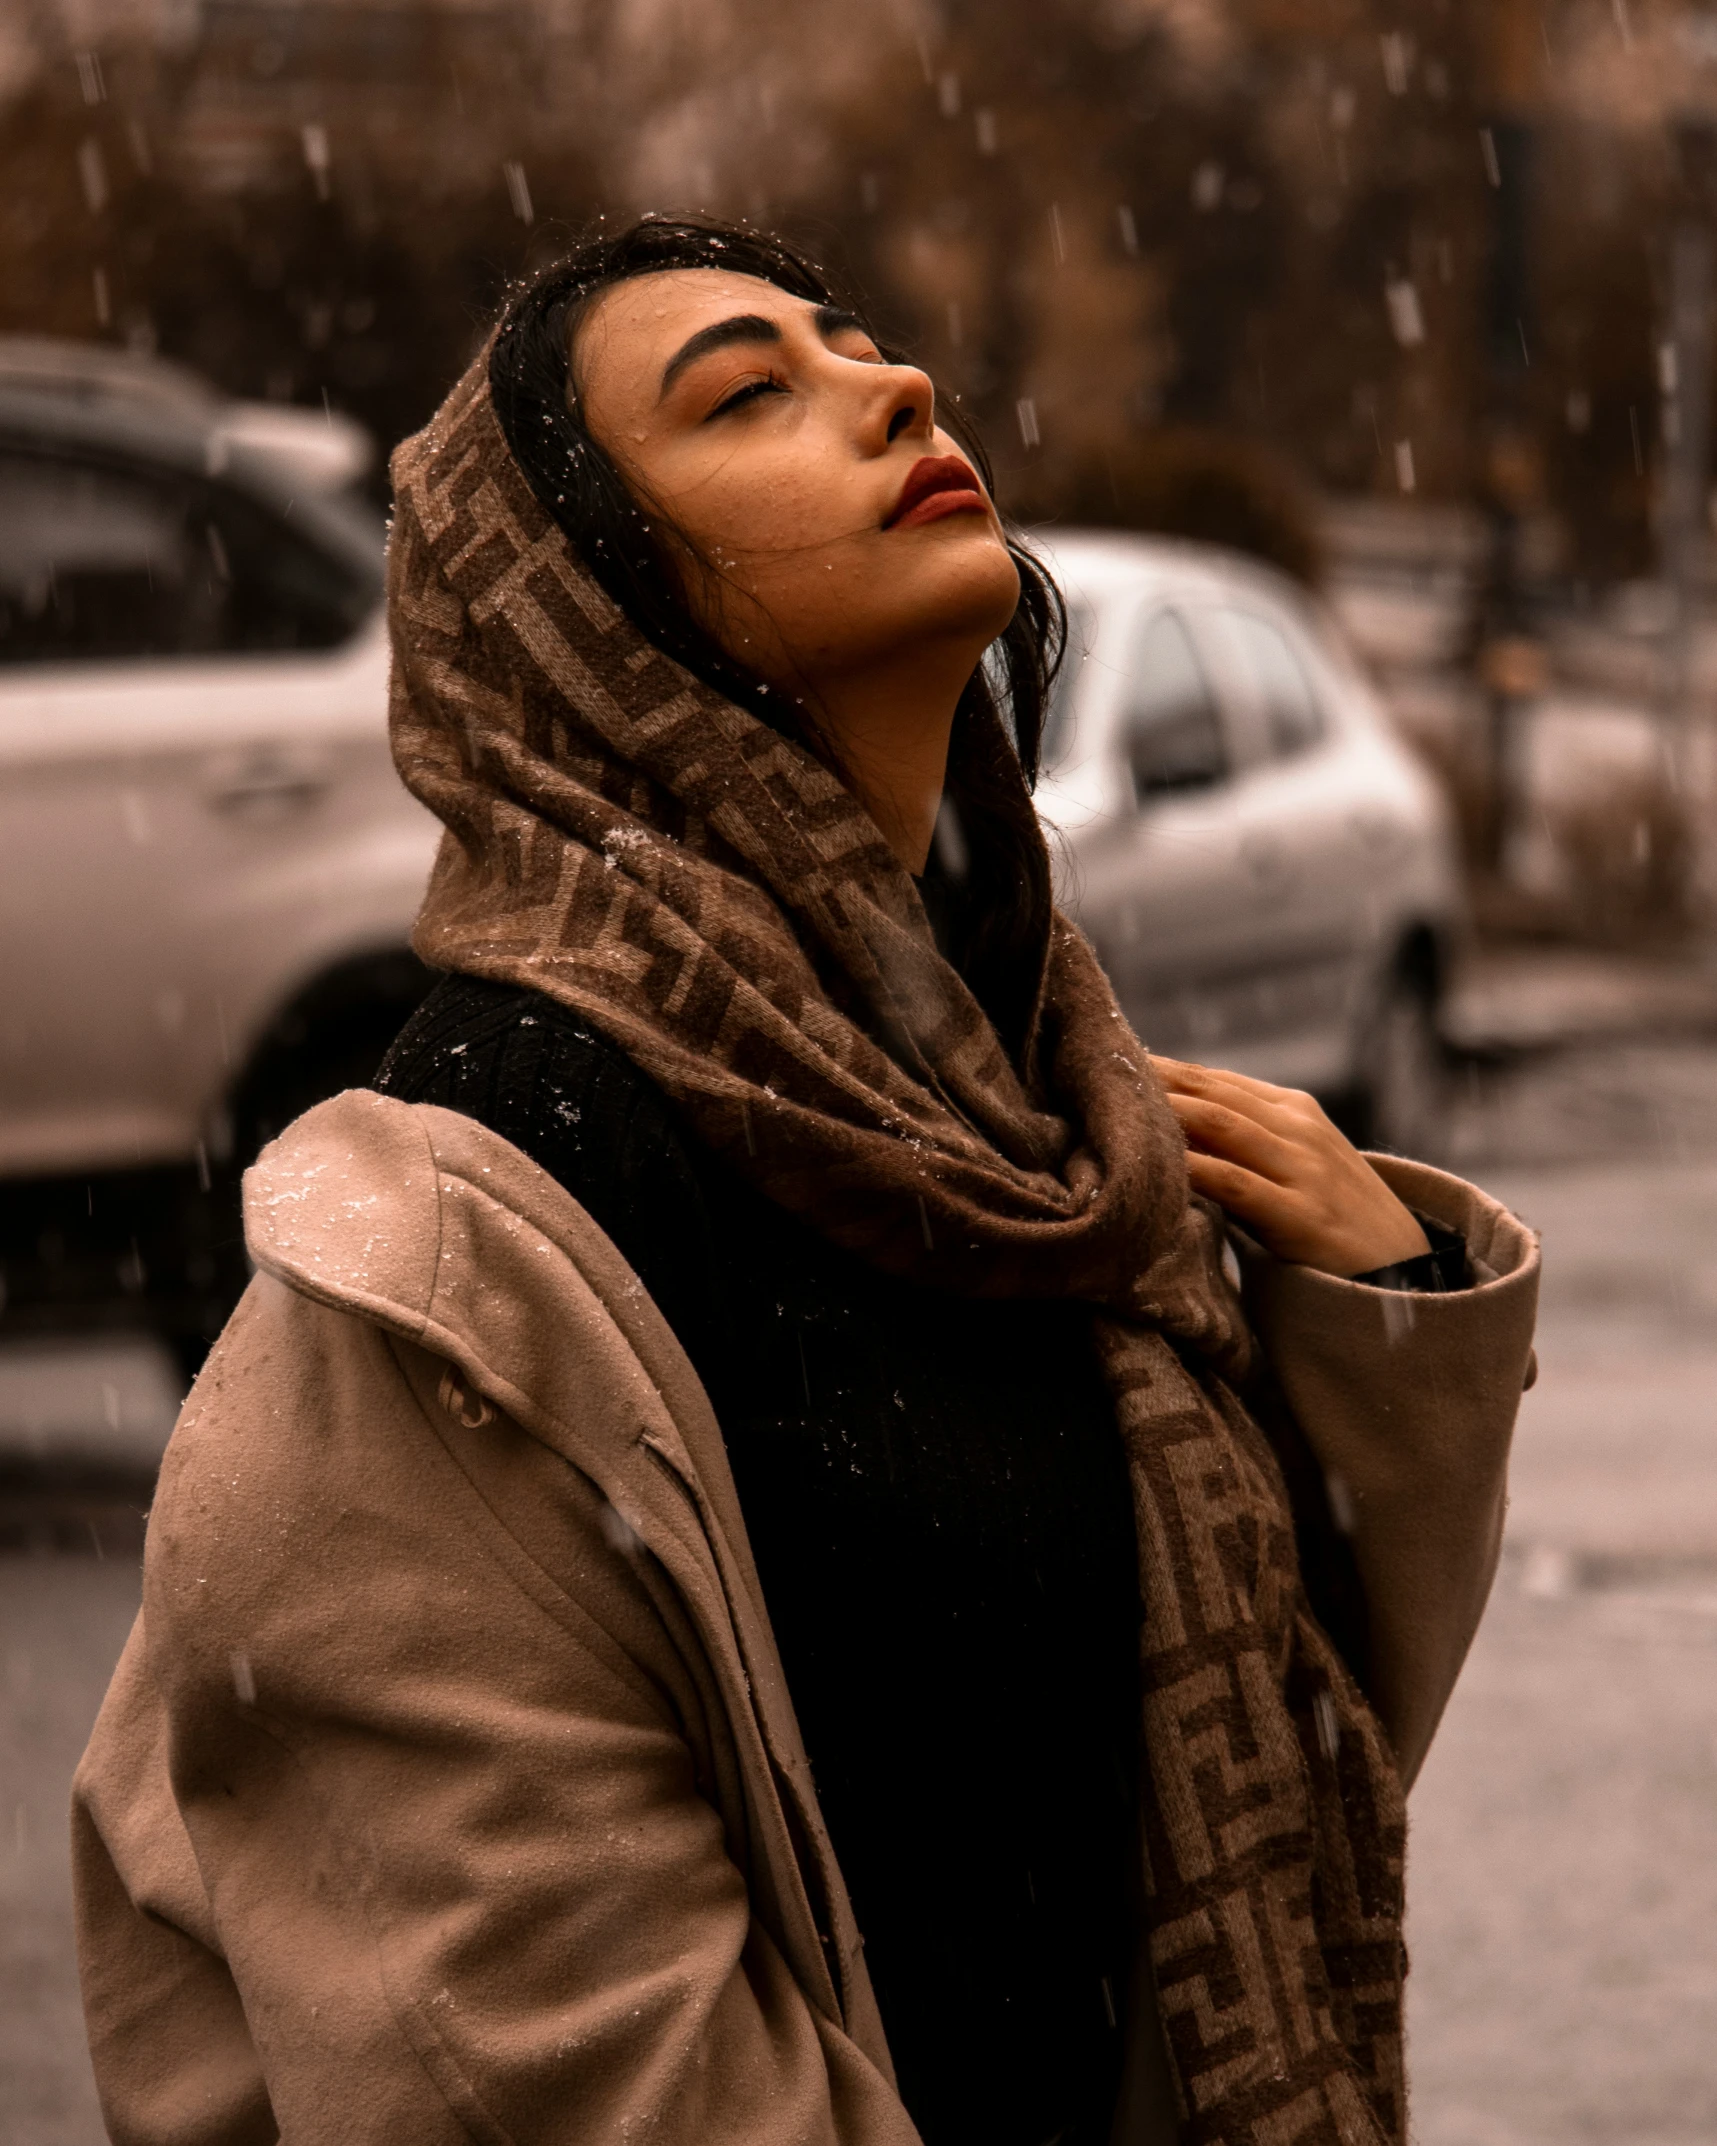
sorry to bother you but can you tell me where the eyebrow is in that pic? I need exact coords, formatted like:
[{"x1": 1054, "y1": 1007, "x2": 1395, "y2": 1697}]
[{"x1": 657, "y1": 303, "x2": 868, "y2": 401}]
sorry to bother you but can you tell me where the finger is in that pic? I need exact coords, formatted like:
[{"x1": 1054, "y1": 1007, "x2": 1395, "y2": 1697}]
[
  {"x1": 1165, "y1": 1093, "x2": 1308, "y2": 1184},
  {"x1": 1158, "y1": 1060, "x2": 1322, "y2": 1133},
  {"x1": 1152, "y1": 1055, "x2": 1325, "y2": 1122},
  {"x1": 1154, "y1": 1061, "x2": 1296, "y2": 1130},
  {"x1": 1152, "y1": 1055, "x2": 1284, "y2": 1095},
  {"x1": 1182, "y1": 1149, "x2": 1307, "y2": 1231},
  {"x1": 1167, "y1": 1078, "x2": 1319, "y2": 1150}
]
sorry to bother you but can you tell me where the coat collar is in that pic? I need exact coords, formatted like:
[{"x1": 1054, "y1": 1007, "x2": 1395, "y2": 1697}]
[{"x1": 244, "y1": 1086, "x2": 750, "y2": 1589}]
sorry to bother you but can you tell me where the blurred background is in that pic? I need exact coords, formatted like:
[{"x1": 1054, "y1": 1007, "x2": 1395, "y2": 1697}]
[{"x1": 7, "y1": 1, "x2": 1717, "y2": 2142}]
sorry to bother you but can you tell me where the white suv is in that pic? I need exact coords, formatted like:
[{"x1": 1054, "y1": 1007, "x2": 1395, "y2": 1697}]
[
  {"x1": 1033, "y1": 531, "x2": 1462, "y2": 1153},
  {"x1": 0, "y1": 342, "x2": 439, "y2": 1359}
]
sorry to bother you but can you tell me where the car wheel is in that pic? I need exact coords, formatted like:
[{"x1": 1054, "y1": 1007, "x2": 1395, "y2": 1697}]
[{"x1": 1356, "y1": 970, "x2": 1448, "y2": 1163}]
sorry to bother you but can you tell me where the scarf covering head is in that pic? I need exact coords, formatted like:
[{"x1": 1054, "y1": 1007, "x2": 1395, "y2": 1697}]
[{"x1": 388, "y1": 344, "x2": 1408, "y2": 2146}]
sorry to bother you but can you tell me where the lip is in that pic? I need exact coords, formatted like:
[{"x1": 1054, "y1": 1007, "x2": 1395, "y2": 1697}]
[{"x1": 885, "y1": 454, "x2": 989, "y2": 530}]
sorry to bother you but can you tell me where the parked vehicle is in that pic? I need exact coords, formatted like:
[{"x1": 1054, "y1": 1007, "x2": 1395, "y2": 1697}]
[
  {"x1": 1031, "y1": 531, "x2": 1462, "y2": 1155},
  {"x1": 0, "y1": 340, "x2": 439, "y2": 1361}
]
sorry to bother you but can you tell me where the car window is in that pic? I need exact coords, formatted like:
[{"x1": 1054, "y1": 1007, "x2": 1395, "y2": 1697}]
[
  {"x1": 201, "y1": 483, "x2": 374, "y2": 654},
  {"x1": 1117, "y1": 607, "x2": 1228, "y2": 801},
  {"x1": 1039, "y1": 599, "x2": 1094, "y2": 769},
  {"x1": 1208, "y1": 604, "x2": 1326, "y2": 757},
  {"x1": 0, "y1": 450, "x2": 371, "y2": 666}
]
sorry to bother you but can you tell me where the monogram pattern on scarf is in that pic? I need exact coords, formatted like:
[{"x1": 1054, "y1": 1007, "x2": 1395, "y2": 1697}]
[{"x1": 386, "y1": 347, "x2": 1408, "y2": 2146}]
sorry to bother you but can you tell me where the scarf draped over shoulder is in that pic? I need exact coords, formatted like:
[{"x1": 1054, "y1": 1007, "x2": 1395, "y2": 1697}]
[{"x1": 387, "y1": 344, "x2": 1409, "y2": 2146}]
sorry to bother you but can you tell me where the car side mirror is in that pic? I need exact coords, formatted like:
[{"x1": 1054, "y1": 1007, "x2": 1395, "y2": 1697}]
[{"x1": 1123, "y1": 705, "x2": 1228, "y2": 804}]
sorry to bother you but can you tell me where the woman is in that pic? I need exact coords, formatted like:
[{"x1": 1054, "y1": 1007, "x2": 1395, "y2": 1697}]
[{"x1": 74, "y1": 218, "x2": 1537, "y2": 2146}]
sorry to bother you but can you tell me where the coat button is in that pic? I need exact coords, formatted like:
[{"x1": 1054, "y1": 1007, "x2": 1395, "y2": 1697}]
[{"x1": 438, "y1": 1364, "x2": 494, "y2": 1429}]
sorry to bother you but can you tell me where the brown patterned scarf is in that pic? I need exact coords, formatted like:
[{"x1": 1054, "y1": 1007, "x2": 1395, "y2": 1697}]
[{"x1": 386, "y1": 347, "x2": 1408, "y2": 2146}]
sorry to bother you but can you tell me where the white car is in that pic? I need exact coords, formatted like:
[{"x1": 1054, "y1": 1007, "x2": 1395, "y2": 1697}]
[
  {"x1": 1033, "y1": 531, "x2": 1462, "y2": 1153},
  {"x1": 0, "y1": 341, "x2": 439, "y2": 1357}
]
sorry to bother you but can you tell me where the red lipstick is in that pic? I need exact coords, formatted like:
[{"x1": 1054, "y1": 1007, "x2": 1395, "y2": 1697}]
[{"x1": 886, "y1": 454, "x2": 988, "y2": 530}]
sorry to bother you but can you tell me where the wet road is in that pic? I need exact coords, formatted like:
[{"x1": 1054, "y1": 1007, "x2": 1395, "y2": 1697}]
[
  {"x1": 1408, "y1": 1141, "x2": 1717, "y2": 2146},
  {"x1": 2, "y1": 1556, "x2": 139, "y2": 2146},
  {"x1": 6, "y1": 1038, "x2": 1717, "y2": 2145}
]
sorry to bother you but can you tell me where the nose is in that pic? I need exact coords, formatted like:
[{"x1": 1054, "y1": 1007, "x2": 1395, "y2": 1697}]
[{"x1": 873, "y1": 361, "x2": 936, "y2": 449}]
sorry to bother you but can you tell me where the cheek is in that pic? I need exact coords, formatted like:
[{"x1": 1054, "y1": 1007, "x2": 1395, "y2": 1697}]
[
  {"x1": 692, "y1": 466, "x2": 851, "y2": 581},
  {"x1": 645, "y1": 433, "x2": 1017, "y2": 674},
  {"x1": 677, "y1": 456, "x2": 871, "y2": 656}
]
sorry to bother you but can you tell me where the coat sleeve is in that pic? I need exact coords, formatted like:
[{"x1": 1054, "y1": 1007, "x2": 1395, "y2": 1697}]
[
  {"x1": 72, "y1": 1275, "x2": 919, "y2": 2146},
  {"x1": 1239, "y1": 1154, "x2": 1540, "y2": 1790}
]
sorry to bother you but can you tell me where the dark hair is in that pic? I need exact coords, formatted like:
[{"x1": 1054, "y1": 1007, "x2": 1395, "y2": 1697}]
[{"x1": 488, "y1": 214, "x2": 1063, "y2": 1054}]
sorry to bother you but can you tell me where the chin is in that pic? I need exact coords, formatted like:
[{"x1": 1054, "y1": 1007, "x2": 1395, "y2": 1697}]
[
  {"x1": 901, "y1": 523, "x2": 1021, "y2": 642},
  {"x1": 770, "y1": 523, "x2": 1021, "y2": 681}
]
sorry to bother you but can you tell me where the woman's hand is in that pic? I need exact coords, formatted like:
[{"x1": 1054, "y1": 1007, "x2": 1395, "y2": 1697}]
[{"x1": 1152, "y1": 1056, "x2": 1431, "y2": 1279}]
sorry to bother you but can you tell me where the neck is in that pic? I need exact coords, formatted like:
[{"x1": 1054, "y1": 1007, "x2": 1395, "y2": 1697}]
[{"x1": 807, "y1": 642, "x2": 972, "y2": 874}]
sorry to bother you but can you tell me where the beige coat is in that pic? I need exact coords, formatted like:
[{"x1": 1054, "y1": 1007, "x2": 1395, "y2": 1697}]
[{"x1": 73, "y1": 1091, "x2": 1538, "y2": 2145}]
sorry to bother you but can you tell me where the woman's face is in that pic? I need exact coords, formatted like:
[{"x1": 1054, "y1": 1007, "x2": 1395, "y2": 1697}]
[{"x1": 572, "y1": 268, "x2": 1021, "y2": 704}]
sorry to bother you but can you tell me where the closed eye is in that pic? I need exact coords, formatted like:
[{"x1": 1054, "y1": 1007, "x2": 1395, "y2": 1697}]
[{"x1": 710, "y1": 375, "x2": 787, "y2": 418}]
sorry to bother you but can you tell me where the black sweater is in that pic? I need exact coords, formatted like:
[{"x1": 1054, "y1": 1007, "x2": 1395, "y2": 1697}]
[{"x1": 377, "y1": 974, "x2": 1142, "y2": 2146}]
